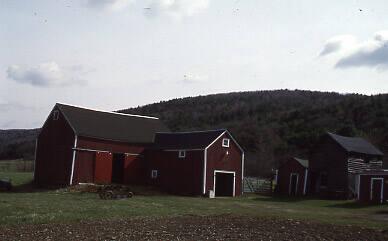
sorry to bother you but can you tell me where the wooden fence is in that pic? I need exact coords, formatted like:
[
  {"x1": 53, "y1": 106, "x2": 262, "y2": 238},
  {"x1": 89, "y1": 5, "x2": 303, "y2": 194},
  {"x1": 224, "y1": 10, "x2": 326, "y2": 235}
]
[{"x1": 243, "y1": 176, "x2": 273, "y2": 194}]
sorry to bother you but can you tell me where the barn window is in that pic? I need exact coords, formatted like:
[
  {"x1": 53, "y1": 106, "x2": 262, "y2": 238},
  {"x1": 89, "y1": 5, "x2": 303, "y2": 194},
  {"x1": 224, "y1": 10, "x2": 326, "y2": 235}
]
[
  {"x1": 222, "y1": 138, "x2": 230, "y2": 147},
  {"x1": 151, "y1": 170, "x2": 158, "y2": 179},
  {"x1": 53, "y1": 110, "x2": 59, "y2": 120},
  {"x1": 178, "y1": 150, "x2": 186, "y2": 158}
]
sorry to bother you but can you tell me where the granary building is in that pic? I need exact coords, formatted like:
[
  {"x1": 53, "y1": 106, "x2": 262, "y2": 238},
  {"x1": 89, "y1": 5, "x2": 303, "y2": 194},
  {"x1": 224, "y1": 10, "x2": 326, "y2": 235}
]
[
  {"x1": 34, "y1": 103, "x2": 244, "y2": 197},
  {"x1": 309, "y1": 132, "x2": 385, "y2": 201}
]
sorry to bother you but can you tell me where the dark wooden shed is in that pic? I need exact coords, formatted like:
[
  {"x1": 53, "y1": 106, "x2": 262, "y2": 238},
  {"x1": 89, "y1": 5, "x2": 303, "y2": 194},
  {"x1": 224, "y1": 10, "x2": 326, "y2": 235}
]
[
  {"x1": 34, "y1": 103, "x2": 168, "y2": 186},
  {"x1": 146, "y1": 130, "x2": 244, "y2": 197},
  {"x1": 309, "y1": 132, "x2": 384, "y2": 199},
  {"x1": 276, "y1": 157, "x2": 309, "y2": 196}
]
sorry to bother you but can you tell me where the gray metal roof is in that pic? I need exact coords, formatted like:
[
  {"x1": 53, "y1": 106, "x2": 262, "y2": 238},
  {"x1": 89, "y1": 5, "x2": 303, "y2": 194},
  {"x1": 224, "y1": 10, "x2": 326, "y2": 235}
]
[
  {"x1": 57, "y1": 103, "x2": 169, "y2": 143},
  {"x1": 328, "y1": 132, "x2": 384, "y2": 156},
  {"x1": 294, "y1": 157, "x2": 309, "y2": 168},
  {"x1": 153, "y1": 129, "x2": 227, "y2": 149}
]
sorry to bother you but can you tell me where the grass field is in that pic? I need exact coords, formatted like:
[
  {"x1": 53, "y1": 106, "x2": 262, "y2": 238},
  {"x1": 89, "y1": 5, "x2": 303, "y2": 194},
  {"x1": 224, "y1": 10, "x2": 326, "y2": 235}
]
[{"x1": 0, "y1": 172, "x2": 387, "y2": 229}]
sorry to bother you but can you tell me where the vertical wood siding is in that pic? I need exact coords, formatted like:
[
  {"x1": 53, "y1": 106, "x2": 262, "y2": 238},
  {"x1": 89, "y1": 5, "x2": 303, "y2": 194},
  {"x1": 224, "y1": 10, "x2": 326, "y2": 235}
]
[
  {"x1": 277, "y1": 158, "x2": 307, "y2": 196},
  {"x1": 35, "y1": 106, "x2": 75, "y2": 186}
]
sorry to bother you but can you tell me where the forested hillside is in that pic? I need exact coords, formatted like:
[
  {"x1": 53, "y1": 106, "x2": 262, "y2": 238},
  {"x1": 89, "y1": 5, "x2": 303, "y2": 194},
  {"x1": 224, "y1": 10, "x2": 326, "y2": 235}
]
[
  {"x1": 2, "y1": 90, "x2": 388, "y2": 176},
  {"x1": 0, "y1": 129, "x2": 40, "y2": 160},
  {"x1": 122, "y1": 90, "x2": 388, "y2": 176}
]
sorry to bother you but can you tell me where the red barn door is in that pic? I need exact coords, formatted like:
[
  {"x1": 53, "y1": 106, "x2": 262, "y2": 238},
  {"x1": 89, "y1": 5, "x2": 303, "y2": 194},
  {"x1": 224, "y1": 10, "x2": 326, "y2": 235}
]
[{"x1": 94, "y1": 152, "x2": 112, "y2": 183}]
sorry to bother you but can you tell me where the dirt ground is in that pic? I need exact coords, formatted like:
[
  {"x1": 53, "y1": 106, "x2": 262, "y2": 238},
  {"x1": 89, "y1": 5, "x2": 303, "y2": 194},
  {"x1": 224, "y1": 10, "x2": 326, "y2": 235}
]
[{"x1": 0, "y1": 215, "x2": 387, "y2": 241}]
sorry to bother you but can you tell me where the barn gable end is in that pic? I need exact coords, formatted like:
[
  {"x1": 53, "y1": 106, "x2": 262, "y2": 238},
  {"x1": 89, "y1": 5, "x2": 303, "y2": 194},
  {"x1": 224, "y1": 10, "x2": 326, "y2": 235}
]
[{"x1": 34, "y1": 106, "x2": 76, "y2": 186}]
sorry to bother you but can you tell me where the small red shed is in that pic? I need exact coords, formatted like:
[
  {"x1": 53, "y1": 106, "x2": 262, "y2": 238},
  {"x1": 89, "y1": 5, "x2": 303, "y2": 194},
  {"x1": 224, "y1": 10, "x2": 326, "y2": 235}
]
[
  {"x1": 356, "y1": 170, "x2": 388, "y2": 204},
  {"x1": 146, "y1": 130, "x2": 244, "y2": 197},
  {"x1": 34, "y1": 103, "x2": 168, "y2": 186},
  {"x1": 276, "y1": 157, "x2": 309, "y2": 196}
]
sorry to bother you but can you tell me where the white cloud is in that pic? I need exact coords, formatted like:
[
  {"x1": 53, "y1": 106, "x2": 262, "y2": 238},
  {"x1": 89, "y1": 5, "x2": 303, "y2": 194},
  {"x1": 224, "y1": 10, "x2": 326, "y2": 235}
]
[
  {"x1": 319, "y1": 35, "x2": 357, "y2": 56},
  {"x1": 144, "y1": 0, "x2": 209, "y2": 19},
  {"x1": 320, "y1": 31, "x2": 388, "y2": 70},
  {"x1": 86, "y1": 0, "x2": 133, "y2": 11},
  {"x1": 6, "y1": 62, "x2": 86, "y2": 87}
]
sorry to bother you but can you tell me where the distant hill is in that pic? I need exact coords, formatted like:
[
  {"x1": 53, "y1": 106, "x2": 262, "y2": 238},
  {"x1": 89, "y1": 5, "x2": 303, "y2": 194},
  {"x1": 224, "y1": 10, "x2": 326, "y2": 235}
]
[
  {"x1": 121, "y1": 90, "x2": 388, "y2": 176},
  {"x1": 2, "y1": 90, "x2": 388, "y2": 176},
  {"x1": 0, "y1": 129, "x2": 40, "y2": 160}
]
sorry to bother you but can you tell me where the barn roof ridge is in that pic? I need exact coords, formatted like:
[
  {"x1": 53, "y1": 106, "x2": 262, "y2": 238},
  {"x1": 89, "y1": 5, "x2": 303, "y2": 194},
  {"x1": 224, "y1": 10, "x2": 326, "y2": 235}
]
[
  {"x1": 327, "y1": 132, "x2": 384, "y2": 156},
  {"x1": 156, "y1": 129, "x2": 226, "y2": 134},
  {"x1": 153, "y1": 129, "x2": 227, "y2": 149},
  {"x1": 56, "y1": 102, "x2": 159, "y2": 120}
]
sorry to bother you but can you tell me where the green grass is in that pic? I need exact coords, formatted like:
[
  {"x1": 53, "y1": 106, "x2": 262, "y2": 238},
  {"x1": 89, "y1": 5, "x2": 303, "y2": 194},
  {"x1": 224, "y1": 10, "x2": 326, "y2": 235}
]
[
  {"x1": 0, "y1": 172, "x2": 33, "y2": 186},
  {"x1": 0, "y1": 172, "x2": 387, "y2": 228}
]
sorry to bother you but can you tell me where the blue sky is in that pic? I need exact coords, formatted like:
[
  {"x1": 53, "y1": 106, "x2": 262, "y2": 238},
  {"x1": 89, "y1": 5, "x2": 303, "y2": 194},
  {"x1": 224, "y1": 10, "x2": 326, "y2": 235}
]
[{"x1": 1, "y1": 0, "x2": 388, "y2": 129}]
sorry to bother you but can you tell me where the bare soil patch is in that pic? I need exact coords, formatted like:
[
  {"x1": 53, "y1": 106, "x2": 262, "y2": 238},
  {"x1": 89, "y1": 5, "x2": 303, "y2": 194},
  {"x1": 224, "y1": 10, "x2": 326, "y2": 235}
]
[{"x1": 1, "y1": 215, "x2": 387, "y2": 241}]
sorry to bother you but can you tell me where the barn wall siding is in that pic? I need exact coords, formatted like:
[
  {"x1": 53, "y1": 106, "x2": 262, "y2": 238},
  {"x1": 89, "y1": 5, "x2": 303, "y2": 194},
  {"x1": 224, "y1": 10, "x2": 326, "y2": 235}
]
[
  {"x1": 34, "y1": 106, "x2": 75, "y2": 186},
  {"x1": 77, "y1": 137, "x2": 147, "y2": 154},
  {"x1": 205, "y1": 133, "x2": 243, "y2": 196},
  {"x1": 310, "y1": 137, "x2": 349, "y2": 197},
  {"x1": 146, "y1": 149, "x2": 204, "y2": 195}
]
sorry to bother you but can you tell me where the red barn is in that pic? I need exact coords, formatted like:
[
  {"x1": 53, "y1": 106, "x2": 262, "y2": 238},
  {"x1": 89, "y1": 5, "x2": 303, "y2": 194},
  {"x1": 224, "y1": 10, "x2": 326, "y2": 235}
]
[
  {"x1": 146, "y1": 130, "x2": 244, "y2": 196},
  {"x1": 355, "y1": 171, "x2": 388, "y2": 204},
  {"x1": 276, "y1": 157, "x2": 309, "y2": 196},
  {"x1": 34, "y1": 103, "x2": 168, "y2": 186},
  {"x1": 310, "y1": 132, "x2": 384, "y2": 199}
]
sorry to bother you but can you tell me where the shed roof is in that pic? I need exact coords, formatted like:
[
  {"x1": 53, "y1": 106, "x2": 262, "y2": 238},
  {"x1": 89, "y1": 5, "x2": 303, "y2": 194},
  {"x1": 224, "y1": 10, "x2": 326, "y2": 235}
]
[
  {"x1": 327, "y1": 132, "x2": 384, "y2": 156},
  {"x1": 294, "y1": 157, "x2": 309, "y2": 168},
  {"x1": 153, "y1": 129, "x2": 227, "y2": 149},
  {"x1": 56, "y1": 103, "x2": 168, "y2": 143}
]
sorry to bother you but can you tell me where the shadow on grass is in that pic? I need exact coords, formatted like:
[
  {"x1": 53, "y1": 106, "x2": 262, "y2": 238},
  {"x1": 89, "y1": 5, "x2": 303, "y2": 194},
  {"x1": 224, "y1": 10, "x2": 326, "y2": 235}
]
[
  {"x1": 5, "y1": 181, "x2": 60, "y2": 193},
  {"x1": 253, "y1": 195, "x2": 312, "y2": 203},
  {"x1": 325, "y1": 202, "x2": 384, "y2": 209}
]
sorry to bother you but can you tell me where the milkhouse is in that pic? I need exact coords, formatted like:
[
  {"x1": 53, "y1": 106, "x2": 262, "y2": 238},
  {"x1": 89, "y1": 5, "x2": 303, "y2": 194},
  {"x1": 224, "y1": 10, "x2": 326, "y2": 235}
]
[
  {"x1": 276, "y1": 157, "x2": 309, "y2": 196},
  {"x1": 309, "y1": 132, "x2": 385, "y2": 201},
  {"x1": 34, "y1": 103, "x2": 168, "y2": 186},
  {"x1": 146, "y1": 130, "x2": 244, "y2": 197}
]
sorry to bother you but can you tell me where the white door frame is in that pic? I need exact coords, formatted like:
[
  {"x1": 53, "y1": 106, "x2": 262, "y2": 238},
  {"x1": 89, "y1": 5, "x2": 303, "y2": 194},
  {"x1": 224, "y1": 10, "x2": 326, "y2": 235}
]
[
  {"x1": 213, "y1": 170, "x2": 236, "y2": 197},
  {"x1": 289, "y1": 173, "x2": 299, "y2": 195},
  {"x1": 370, "y1": 178, "x2": 384, "y2": 203}
]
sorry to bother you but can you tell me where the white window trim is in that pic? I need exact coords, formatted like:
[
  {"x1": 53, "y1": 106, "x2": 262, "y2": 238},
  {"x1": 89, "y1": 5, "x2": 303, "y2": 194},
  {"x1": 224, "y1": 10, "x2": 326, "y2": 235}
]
[
  {"x1": 53, "y1": 110, "x2": 59, "y2": 120},
  {"x1": 213, "y1": 170, "x2": 236, "y2": 197},
  {"x1": 151, "y1": 169, "x2": 158, "y2": 179},
  {"x1": 222, "y1": 138, "x2": 230, "y2": 147},
  {"x1": 178, "y1": 150, "x2": 186, "y2": 158}
]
